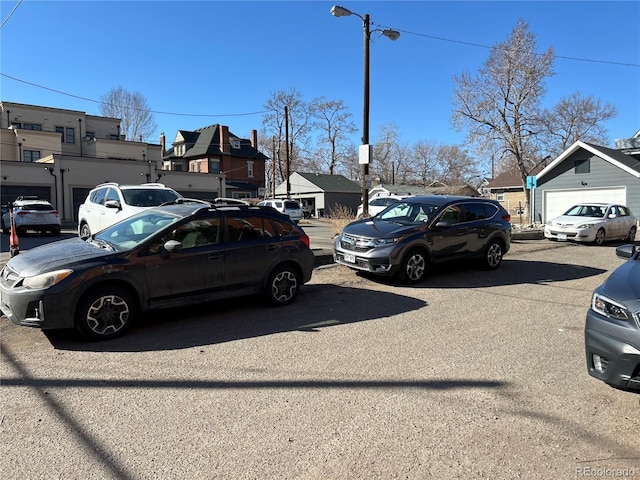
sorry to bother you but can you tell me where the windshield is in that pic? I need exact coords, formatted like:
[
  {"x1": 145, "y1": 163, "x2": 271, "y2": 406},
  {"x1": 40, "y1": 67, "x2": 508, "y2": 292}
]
[
  {"x1": 122, "y1": 189, "x2": 181, "y2": 207},
  {"x1": 376, "y1": 202, "x2": 440, "y2": 225},
  {"x1": 93, "y1": 211, "x2": 180, "y2": 250},
  {"x1": 562, "y1": 205, "x2": 606, "y2": 218}
]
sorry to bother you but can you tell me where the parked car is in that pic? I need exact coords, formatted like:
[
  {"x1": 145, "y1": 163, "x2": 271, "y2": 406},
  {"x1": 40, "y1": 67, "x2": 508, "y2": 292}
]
[
  {"x1": 258, "y1": 199, "x2": 303, "y2": 223},
  {"x1": 334, "y1": 195, "x2": 511, "y2": 284},
  {"x1": 0, "y1": 202, "x2": 314, "y2": 340},
  {"x1": 1, "y1": 196, "x2": 61, "y2": 236},
  {"x1": 78, "y1": 182, "x2": 182, "y2": 238},
  {"x1": 544, "y1": 203, "x2": 637, "y2": 245},
  {"x1": 585, "y1": 244, "x2": 640, "y2": 393},
  {"x1": 356, "y1": 194, "x2": 410, "y2": 219}
]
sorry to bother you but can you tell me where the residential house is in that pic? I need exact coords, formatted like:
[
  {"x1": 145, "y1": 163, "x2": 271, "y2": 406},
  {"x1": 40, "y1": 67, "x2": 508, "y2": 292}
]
[
  {"x1": 162, "y1": 124, "x2": 267, "y2": 200},
  {"x1": 533, "y1": 139, "x2": 640, "y2": 223},
  {"x1": 273, "y1": 172, "x2": 361, "y2": 217}
]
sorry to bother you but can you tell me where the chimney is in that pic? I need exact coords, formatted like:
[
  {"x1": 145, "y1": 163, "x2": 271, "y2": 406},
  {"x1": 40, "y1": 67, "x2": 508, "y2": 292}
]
[
  {"x1": 220, "y1": 125, "x2": 230, "y2": 154},
  {"x1": 251, "y1": 129, "x2": 258, "y2": 149},
  {"x1": 160, "y1": 132, "x2": 165, "y2": 155}
]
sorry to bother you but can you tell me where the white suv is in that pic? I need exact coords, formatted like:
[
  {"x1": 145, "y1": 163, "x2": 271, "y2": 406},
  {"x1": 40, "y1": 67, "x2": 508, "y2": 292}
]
[
  {"x1": 78, "y1": 183, "x2": 182, "y2": 238},
  {"x1": 258, "y1": 199, "x2": 303, "y2": 223},
  {"x1": 2, "y1": 196, "x2": 61, "y2": 236}
]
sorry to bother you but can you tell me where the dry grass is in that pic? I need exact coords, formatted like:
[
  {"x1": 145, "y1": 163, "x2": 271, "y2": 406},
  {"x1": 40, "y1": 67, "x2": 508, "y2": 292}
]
[{"x1": 325, "y1": 204, "x2": 356, "y2": 235}]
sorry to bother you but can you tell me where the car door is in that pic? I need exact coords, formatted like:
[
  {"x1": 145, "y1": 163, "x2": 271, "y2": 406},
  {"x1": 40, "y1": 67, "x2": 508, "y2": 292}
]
[
  {"x1": 100, "y1": 187, "x2": 127, "y2": 231},
  {"x1": 222, "y1": 213, "x2": 284, "y2": 289},
  {"x1": 428, "y1": 203, "x2": 474, "y2": 261},
  {"x1": 144, "y1": 216, "x2": 225, "y2": 300}
]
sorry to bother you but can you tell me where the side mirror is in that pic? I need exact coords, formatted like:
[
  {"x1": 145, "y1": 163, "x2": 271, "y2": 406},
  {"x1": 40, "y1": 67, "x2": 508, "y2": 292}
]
[
  {"x1": 164, "y1": 239, "x2": 181, "y2": 252},
  {"x1": 615, "y1": 244, "x2": 637, "y2": 260},
  {"x1": 104, "y1": 200, "x2": 121, "y2": 210}
]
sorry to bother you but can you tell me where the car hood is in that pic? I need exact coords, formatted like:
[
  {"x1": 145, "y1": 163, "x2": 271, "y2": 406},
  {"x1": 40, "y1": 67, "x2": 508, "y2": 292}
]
[
  {"x1": 601, "y1": 258, "x2": 640, "y2": 302},
  {"x1": 5, "y1": 238, "x2": 116, "y2": 277},
  {"x1": 549, "y1": 215, "x2": 602, "y2": 224},
  {"x1": 342, "y1": 219, "x2": 418, "y2": 238}
]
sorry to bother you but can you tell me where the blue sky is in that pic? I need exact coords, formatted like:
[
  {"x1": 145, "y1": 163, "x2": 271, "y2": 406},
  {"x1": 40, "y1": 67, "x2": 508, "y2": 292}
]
[{"x1": 1, "y1": 0, "x2": 639, "y2": 151}]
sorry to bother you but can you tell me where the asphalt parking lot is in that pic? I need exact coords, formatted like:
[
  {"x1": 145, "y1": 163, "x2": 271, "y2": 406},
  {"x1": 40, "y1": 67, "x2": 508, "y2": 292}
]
[{"x1": 1, "y1": 222, "x2": 639, "y2": 479}]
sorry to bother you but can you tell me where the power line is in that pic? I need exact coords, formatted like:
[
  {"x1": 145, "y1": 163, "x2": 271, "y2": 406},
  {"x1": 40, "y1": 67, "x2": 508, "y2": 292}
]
[
  {"x1": 0, "y1": 0, "x2": 23, "y2": 29},
  {"x1": 392, "y1": 28, "x2": 640, "y2": 68},
  {"x1": 0, "y1": 73, "x2": 275, "y2": 118}
]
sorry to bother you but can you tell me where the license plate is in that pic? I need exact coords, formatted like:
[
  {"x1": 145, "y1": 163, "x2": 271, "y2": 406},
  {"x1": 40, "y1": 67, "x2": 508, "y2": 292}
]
[
  {"x1": 35, "y1": 213, "x2": 44, "y2": 218},
  {"x1": 343, "y1": 253, "x2": 355, "y2": 263},
  {"x1": 557, "y1": 233, "x2": 567, "y2": 241}
]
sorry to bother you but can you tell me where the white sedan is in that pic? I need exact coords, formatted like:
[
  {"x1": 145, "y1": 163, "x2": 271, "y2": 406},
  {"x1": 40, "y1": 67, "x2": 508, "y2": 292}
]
[
  {"x1": 544, "y1": 203, "x2": 637, "y2": 245},
  {"x1": 356, "y1": 195, "x2": 410, "y2": 219}
]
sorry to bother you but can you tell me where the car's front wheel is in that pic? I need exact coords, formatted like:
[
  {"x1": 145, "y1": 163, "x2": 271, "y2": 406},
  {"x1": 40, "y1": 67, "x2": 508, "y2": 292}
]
[
  {"x1": 482, "y1": 239, "x2": 504, "y2": 270},
  {"x1": 75, "y1": 286, "x2": 138, "y2": 340},
  {"x1": 398, "y1": 248, "x2": 427, "y2": 284},
  {"x1": 265, "y1": 264, "x2": 300, "y2": 306},
  {"x1": 594, "y1": 228, "x2": 606, "y2": 246},
  {"x1": 79, "y1": 222, "x2": 91, "y2": 239}
]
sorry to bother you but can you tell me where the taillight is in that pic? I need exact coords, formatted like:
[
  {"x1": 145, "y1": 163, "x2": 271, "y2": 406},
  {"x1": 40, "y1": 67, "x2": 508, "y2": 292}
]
[
  {"x1": 50, "y1": 211, "x2": 59, "y2": 216},
  {"x1": 17, "y1": 212, "x2": 29, "y2": 217},
  {"x1": 502, "y1": 214, "x2": 511, "y2": 222},
  {"x1": 300, "y1": 233, "x2": 310, "y2": 247}
]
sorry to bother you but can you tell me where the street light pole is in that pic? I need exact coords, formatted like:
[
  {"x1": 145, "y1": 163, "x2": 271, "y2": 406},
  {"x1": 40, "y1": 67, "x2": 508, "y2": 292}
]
[
  {"x1": 362, "y1": 13, "x2": 370, "y2": 215},
  {"x1": 331, "y1": 5, "x2": 399, "y2": 217}
]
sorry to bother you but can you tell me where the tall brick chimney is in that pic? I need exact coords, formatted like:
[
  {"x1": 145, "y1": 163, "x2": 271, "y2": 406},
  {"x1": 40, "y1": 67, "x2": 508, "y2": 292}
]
[
  {"x1": 220, "y1": 125, "x2": 230, "y2": 154},
  {"x1": 251, "y1": 129, "x2": 258, "y2": 149},
  {"x1": 160, "y1": 132, "x2": 165, "y2": 155}
]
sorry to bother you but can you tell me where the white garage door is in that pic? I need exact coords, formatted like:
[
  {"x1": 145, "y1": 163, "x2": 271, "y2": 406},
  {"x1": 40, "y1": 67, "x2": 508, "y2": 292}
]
[{"x1": 543, "y1": 187, "x2": 626, "y2": 222}]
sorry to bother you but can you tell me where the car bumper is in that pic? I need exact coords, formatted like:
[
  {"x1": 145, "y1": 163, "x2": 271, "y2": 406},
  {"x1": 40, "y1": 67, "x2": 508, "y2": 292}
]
[
  {"x1": 0, "y1": 283, "x2": 75, "y2": 330},
  {"x1": 333, "y1": 241, "x2": 397, "y2": 276},
  {"x1": 585, "y1": 310, "x2": 640, "y2": 392},
  {"x1": 544, "y1": 227, "x2": 594, "y2": 242}
]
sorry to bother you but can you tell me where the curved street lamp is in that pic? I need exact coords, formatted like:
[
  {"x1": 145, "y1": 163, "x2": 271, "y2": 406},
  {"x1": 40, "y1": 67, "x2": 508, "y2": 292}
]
[{"x1": 331, "y1": 5, "x2": 400, "y2": 216}]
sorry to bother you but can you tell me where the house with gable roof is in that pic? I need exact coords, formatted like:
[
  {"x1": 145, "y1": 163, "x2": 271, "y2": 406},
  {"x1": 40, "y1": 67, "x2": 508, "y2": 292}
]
[
  {"x1": 532, "y1": 139, "x2": 640, "y2": 223},
  {"x1": 273, "y1": 172, "x2": 361, "y2": 217}
]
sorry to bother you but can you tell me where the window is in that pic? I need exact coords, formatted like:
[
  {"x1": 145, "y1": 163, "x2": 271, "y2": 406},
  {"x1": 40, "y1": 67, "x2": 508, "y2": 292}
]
[
  {"x1": 85, "y1": 131, "x2": 95, "y2": 139},
  {"x1": 464, "y1": 203, "x2": 487, "y2": 222},
  {"x1": 210, "y1": 160, "x2": 220, "y2": 174},
  {"x1": 575, "y1": 158, "x2": 590, "y2": 174},
  {"x1": 23, "y1": 150, "x2": 41, "y2": 162},
  {"x1": 197, "y1": 160, "x2": 202, "y2": 173},
  {"x1": 231, "y1": 139, "x2": 240, "y2": 149},
  {"x1": 496, "y1": 192, "x2": 505, "y2": 201},
  {"x1": 23, "y1": 123, "x2": 42, "y2": 131},
  {"x1": 247, "y1": 161, "x2": 254, "y2": 178},
  {"x1": 10, "y1": 121, "x2": 21, "y2": 129},
  {"x1": 56, "y1": 126, "x2": 76, "y2": 143}
]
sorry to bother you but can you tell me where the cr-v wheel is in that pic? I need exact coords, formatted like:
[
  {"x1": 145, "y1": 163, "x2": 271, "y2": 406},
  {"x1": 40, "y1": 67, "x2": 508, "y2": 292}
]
[
  {"x1": 265, "y1": 265, "x2": 300, "y2": 306},
  {"x1": 482, "y1": 239, "x2": 504, "y2": 270},
  {"x1": 75, "y1": 286, "x2": 137, "y2": 340},
  {"x1": 398, "y1": 248, "x2": 427, "y2": 284}
]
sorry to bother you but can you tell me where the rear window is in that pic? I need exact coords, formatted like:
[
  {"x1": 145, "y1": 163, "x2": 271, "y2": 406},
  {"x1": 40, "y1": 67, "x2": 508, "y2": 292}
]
[
  {"x1": 21, "y1": 203, "x2": 54, "y2": 211},
  {"x1": 284, "y1": 201, "x2": 300, "y2": 209}
]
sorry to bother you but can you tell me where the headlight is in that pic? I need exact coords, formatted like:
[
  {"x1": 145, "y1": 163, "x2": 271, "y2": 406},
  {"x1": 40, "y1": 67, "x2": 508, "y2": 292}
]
[
  {"x1": 372, "y1": 237, "x2": 400, "y2": 247},
  {"x1": 577, "y1": 223, "x2": 595, "y2": 229},
  {"x1": 22, "y1": 269, "x2": 73, "y2": 289},
  {"x1": 592, "y1": 292, "x2": 630, "y2": 320}
]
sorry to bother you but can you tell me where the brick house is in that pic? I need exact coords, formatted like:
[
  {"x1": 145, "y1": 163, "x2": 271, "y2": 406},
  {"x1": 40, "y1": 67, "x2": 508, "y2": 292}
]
[{"x1": 162, "y1": 124, "x2": 268, "y2": 200}]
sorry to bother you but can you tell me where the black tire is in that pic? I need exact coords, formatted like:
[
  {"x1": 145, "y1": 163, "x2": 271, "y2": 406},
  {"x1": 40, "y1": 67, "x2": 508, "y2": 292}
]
[
  {"x1": 75, "y1": 286, "x2": 137, "y2": 340},
  {"x1": 264, "y1": 265, "x2": 301, "y2": 306},
  {"x1": 52, "y1": 227, "x2": 61, "y2": 236},
  {"x1": 594, "y1": 228, "x2": 606, "y2": 246},
  {"x1": 627, "y1": 226, "x2": 636, "y2": 243},
  {"x1": 482, "y1": 239, "x2": 504, "y2": 270},
  {"x1": 79, "y1": 222, "x2": 91, "y2": 239},
  {"x1": 398, "y1": 248, "x2": 428, "y2": 284}
]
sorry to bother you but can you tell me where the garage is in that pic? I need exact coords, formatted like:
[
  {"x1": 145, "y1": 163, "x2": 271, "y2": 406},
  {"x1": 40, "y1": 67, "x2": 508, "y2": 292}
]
[
  {"x1": 543, "y1": 186, "x2": 626, "y2": 222},
  {"x1": 1, "y1": 186, "x2": 53, "y2": 209}
]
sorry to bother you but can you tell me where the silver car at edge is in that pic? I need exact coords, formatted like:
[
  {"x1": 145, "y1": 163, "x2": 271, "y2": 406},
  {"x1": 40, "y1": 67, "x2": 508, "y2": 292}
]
[{"x1": 585, "y1": 243, "x2": 640, "y2": 393}]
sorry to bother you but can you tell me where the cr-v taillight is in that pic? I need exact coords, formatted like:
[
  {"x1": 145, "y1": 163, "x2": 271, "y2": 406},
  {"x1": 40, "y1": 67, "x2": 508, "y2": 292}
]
[
  {"x1": 300, "y1": 233, "x2": 310, "y2": 247},
  {"x1": 502, "y1": 214, "x2": 511, "y2": 222}
]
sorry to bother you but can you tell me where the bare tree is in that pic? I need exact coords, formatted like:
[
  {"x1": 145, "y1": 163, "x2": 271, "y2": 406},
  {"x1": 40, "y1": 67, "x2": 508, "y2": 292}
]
[
  {"x1": 539, "y1": 92, "x2": 617, "y2": 155},
  {"x1": 452, "y1": 19, "x2": 554, "y2": 211},
  {"x1": 99, "y1": 87, "x2": 157, "y2": 142},
  {"x1": 261, "y1": 88, "x2": 314, "y2": 185},
  {"x1": 311, "y1": 97, "x2": 357, "y2": 175}
]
